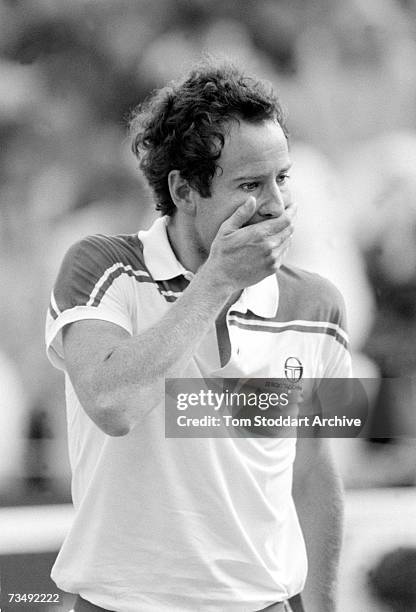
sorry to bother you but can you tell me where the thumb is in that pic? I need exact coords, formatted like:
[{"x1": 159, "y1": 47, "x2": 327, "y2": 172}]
[{"x1": 222, "y1": 197, "x2": 257, "y2": 231}]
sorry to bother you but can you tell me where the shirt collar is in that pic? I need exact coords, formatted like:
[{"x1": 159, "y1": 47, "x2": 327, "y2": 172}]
[
  {"x1": 235, "y1": 274, "x2": 280, "y2": 319},
  {"x1": 138, "y1": 216, "x2": 193, "y2": 281},
  {"x1": 138, "y1": 215, "x2": 279, "y2": 318}
]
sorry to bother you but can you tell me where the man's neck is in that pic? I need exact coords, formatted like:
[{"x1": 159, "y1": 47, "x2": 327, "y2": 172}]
[{"x1": 165, "y1": 212, "x2": 207, "y2": 273}]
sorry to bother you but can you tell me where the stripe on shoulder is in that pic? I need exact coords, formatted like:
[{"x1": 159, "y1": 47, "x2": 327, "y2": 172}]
[
  {"x1": 53, "y1": 233, "x2": 150, "y2": 311},
  {"x1": 275, "y1": 265, "x2": 348, "y2": 332},
  {"x1": 228, "y1": 314, "x2": 349, "y2": 349},
  {"x1": 227, "y1": 266, "x2": 350, "y2": 349}
]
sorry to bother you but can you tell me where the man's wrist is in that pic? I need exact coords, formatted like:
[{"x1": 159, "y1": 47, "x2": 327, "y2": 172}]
[{"x1": 194, "y1": 262, "x2": 234, "y2": 304}]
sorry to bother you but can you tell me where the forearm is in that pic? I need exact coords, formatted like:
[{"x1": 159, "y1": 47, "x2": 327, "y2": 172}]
[
  {"x1": 293, "y1": 441, "x2": 344, "y2": 612},
  {"x1": 87, "y1": 266, "x2": 232, "y2": 431}
]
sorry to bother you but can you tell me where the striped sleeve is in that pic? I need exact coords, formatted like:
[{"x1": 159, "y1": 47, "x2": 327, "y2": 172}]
[
  {"x1": 320, "y1": 281, "x2": 352, "y2": 379},
  {"x1": 45, "y1": 234, "x2": 149, "y2": 371}
]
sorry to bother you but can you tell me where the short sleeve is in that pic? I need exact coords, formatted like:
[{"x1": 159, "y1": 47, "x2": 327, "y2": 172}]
[
  {"x1": 45, "y1": 234, "x2": 145, "y2": 371},
  {"x1": 321, "y1": 282, "x2": 353, "y2": 379}
]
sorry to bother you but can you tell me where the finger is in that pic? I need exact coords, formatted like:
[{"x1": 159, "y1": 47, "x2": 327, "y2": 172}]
[
  {"x1": 272, "y1": 237, "x2": 293, "y2": 270},
  {"x1": 281, "y1": 234, "x2": 293, "y2": 254},
  {"x1": 252, "y1": 213, "x2": 294, "y2": 238},
  {"x1": 270, "y1": 226, "x2": 294, "y2": 250},
  {"x1": 284, "y1": 201, "x2": 298, "y2": 221},
  {"x1": 221, "y1": 197, "x2": 257, "y2": 231}
]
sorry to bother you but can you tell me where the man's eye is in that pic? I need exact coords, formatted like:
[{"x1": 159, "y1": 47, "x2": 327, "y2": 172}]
[
  {"x1": 241, "y1": 182, "x2": 259, "y2": 192},
  {"x1": 277, "y1": 174, "x2": 290, "y2": 185}
]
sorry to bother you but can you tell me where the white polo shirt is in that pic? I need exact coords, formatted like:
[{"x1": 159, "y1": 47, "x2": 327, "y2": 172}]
[{"x1": 46, "y1": 216, "x2": 351, "y2": 612}]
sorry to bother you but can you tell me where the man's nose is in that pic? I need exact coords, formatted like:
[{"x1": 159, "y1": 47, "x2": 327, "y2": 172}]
[{"x1": 258, "y1": 184, "x2": 285, "y2": 218}]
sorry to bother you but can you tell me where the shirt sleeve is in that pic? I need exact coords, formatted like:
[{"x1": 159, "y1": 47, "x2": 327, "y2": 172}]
[
  {"x1": 45, "y1": 235, "x2": 138, "y2": 371},
  {"x1": 320, "y1": 280, "x2": 353, "y2": 379},
  {"x1": 310, "y1": 281, "x2": 355, "y2": 426}
]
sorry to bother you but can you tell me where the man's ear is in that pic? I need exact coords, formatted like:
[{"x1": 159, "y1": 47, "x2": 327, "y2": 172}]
[{"x1": 168, "y1": 170, "x2": 197, "y2": 216}]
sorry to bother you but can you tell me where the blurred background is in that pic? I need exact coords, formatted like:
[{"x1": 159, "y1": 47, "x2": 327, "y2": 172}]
[{"x1": 0, "y1": 0, "x2": 416, "y2": 610}]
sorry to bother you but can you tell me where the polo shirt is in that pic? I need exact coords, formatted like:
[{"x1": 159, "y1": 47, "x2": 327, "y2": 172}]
[{"x1": 45, "y1": 216, "x2": 351, "y2": 612}]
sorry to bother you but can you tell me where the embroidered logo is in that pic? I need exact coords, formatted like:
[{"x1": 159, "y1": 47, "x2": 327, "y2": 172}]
[{"x1": 284, "y1": 357, "x2": 303, "y2": 382}]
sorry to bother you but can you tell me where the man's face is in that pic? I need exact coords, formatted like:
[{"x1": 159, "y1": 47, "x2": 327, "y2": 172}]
[{"x1": 191, "y1": 119, "x2": 292, "y2": 254}]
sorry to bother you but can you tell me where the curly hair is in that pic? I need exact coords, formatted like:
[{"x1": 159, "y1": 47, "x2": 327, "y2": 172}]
[{"x1": 130, "y1": 62, "x2": 288, "y2": 216}]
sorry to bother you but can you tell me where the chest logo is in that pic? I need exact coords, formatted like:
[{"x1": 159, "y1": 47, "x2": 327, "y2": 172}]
[{"x1": 284, "y1": 357, "x2": 303, "y2": 382}]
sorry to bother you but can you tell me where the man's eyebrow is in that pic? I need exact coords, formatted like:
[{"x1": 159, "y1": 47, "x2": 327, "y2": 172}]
[{"x1": 232, "y1": 162, "x2": 293, "y2": 183}]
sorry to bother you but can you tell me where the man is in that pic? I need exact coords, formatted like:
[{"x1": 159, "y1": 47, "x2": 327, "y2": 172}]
[{"x1": 46, "y1": 63, "x2": 351, "y2": 612}]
